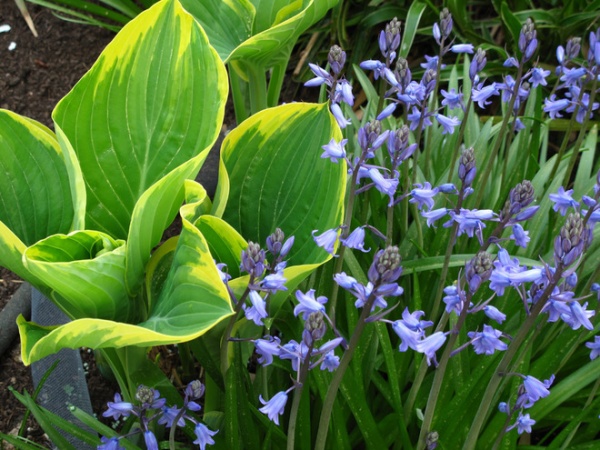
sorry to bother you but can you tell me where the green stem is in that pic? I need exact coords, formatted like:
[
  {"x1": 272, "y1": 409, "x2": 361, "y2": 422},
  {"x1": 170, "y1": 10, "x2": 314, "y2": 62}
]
[
  {"x1": 463, "y1": 266, "x2": 565, "y2": 449},
  {"x1": 267, "y1": 61, "x2": 288, "y2": 108},
  {"x1": 417, "y1": 291, "x2": 472, "y2": 449},
  {"x1": 286, "y1": 342, "x2": 315, "y2": 450},
  {"x1": 423, "y1": 43, "x2": 445, "y2": 181},
  {"x1": 314, "y1": 292, "x2": 380, "y2": 450},
  {"x1": 473, "y1": 62, "x2": 525, "y2": 209},
  {"x1": 228, "y1": 66, "x2": 248, "y2": 124},
  {"x1": 561, "y1": 78, "x2": 598, "y2": 187},
  {"x1": 446, "y1": 96, "x2": 473, "y2": 183},
  {"x1": 247, "y1": 64, "x2": 268, "y2": 115},
  {"x1": 220, "y1": 287, "x2": 250, "y2": 375}
]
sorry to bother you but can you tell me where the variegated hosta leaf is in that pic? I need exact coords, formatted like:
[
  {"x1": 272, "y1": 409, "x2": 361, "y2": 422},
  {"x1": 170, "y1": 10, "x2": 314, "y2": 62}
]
[
  {"x1": 217, "y1": 102, "x2": 346, "y2": 268},
  {"x1": 0, "y1": 110, "x2": 77, "y2": 285},
  {"x1": 53, "y1": 0, "x2": 228, "y2": 240},
  {"x1": 180, "y1": 0, "x2": 338, "y2": 64},
  {"x1": 18, "y1": 203, "x2": 234, "y2": 365},
  {"x1": 24, "y1": 231, "x2": 132, "y2": 321}
]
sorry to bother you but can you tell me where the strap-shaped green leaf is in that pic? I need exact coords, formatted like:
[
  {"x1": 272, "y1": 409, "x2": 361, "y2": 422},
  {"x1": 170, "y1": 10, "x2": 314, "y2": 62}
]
[
  {"x1": 220, "y1": 102, "x2": 346, "y2": 268},
  {"x1": 53, "y1": 0, "x2": 228, "y2": 240}
]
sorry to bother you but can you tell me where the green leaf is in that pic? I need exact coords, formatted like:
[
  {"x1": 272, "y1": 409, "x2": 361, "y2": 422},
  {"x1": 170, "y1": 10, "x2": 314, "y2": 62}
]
[
  {"x1": 0, "y1": 111, "x2": 75, "y2": 283},
  {"x1": 398, "y1": 0, "x2": 426, "y2": 59},
  {"x1": 24, "y1": 231, "x2": 131, "y2": 320},
  {"x1": 53, "y1": 0, "x2": 228, "y2": 239},
  {"x1": 219, "y1": 102, "x2": 346, "y2": 268}
]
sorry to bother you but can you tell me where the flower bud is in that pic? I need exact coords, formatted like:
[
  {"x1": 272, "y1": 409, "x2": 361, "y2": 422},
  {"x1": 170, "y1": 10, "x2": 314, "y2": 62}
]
[
  {"x1": 241, "y1": 242, "x2": 266, "y2": 277},
  {"x1": 304, "y1": 311, "x2": 327, "y2": 343},
  {"x1": 501, "y1": 180, "x2": 535, "y2": 221},
  {"x1": 368, "y1": 246, "x2": 402, "y2": 284},
  {"x1": 554, "y1": 212, "x2": 585, "y2": 267},
  {"x1": 465, "y1": 251, "x2": 493, "y2": 292},
  {"x1": 519, "y1": 18, "x2": 537, "y2": 60},
  {"x1": 469, "y1": 48, "x2": 487, "y2": 81},
  {"x1": 328, "y1": 45, "x2": 346, "y2": 75},
  {"x1": 439, "y1": 8, "x2": 453, "y2": 39},
  {"x1": 136, "y1": 385, "x2": 155, "y2": 405},
  {"x1": 185, "y1": 380, "x2": 205, "y2": 400},
  {"x1": 458, "y1": 147, "x2": 476, "y2": 187},
  {"x1": 381, "y1": 17, "x2": 402, "y2": 56},
  {"x1": 565, "y1": 37, "x2": 581, "y2": 60},
  {"x1": 394, "y1": 57, "x2": 411, "y2": 88}
]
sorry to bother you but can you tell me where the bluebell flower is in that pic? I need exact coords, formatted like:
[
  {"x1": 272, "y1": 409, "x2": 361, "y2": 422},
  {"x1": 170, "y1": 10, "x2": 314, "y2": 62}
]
[
  {"x1": 519, "y1": 18, "x2": 537, "y2": 61},
  {"x1": 254, "y1": 336, "x2": 281, "y2": 366},
  {"x1": 444, "y1": 208, "x2": 496, "y2": 244},
  {"x1": 144, "y1": 431, "x2": 159, "y2": 450},
  {"x1": 503, "y1": 57, "x2": 519, "y2": 68},
  {"x1": 470, "y1": 48, "x2": 487, "y2": 81},
  {"x1": 98, "y1": 437, "x2": 124, "y2": 450},
  {"x1": 241, "y1": 242, "x2": 266, "y2": 278},
  {"x1": 489, "y1": 248, "x2": 542, "y2": 296},
  {"x1": 435, "y1": 113, "x2": 461, "y2": 134},
  {"x1": 102, "y1": 393, "x2": 133, "y2": 420},
  {"x1": 305, "y1": 63, "x2": 333, "y2": 87},
  {"x1": 392, "y1": 320, "x2": 422, "y2": 352},
  {"x1": 560, "y1": 67, "x2": 587, "y2": 86},
  {"x1": 468, "y1": 325, "x2": 507, "y2": 355},
  {"x1": 407, "y1": 106, "x2": 432, "y2": 130},
  {"x1": 260, "y1": 270, "x2": 288, "y2": 294},
  {"x1": 519, "y1": 374, "x2": 554, "y2": 408},
  {"x1": 243, "y1": 290, "x2": 268, "y2": 326},
  {"x1": 319, "y1": 350, "x2": 340, "y2": 372},
  {"x1": 330, "y1": 103, "x2": 351, "y2": 129},
  {"x1": 508, "y1": 413, "x2": 536, "y2": 435},
  {"x1": 328, "y1": 45, "x2": 346, "y2": 76},
  {"x1": 484, "y1": 305, "x2": 506, "y2": 324},
  {"x1": 340, "y1": 226, "x2": 370, "y2": 252},
  {"x1": 564, "y1": 301, "x2": 595, "y2": 330},
  {"x1": 592, "y1": 283, "x2": 600, "y2": 301},
  {"x1": 312, "y1": 227, "x2": 339, "y2": 255},
  {"x1": 158, "y1": 405, "x2": 185, "y2": 428},
  {"x1": 420, "y1": 55, "x2": 443, "y2": 70},
  {"x1": 498, "y1": 402, "x2": 510, "y2": 414},
  {"x1": 441, "y1": 88, "x2": 464, "y2": 110},
  {"x1": 437, "y1": 183, "x2": 458, "y2": 194},
  {"x1": 530, "y1": 67, "x2": 550, "y2": 87},
  {"x1": 352, "y1": 281, "x2": 389, "y2": 311},
  {"x1": 334, "y1": 80, "x2": 354, "y2": 106},
  {"x1": 279, "y1": 340, "x2": 309, "y2": 372},
  {"x1": 432, "y1": 22, "x2": 441, "y2": 43},
  {"x1": 543, "y1": 95, "x2": 570, "y2": 119},
  {"x1": 471, "y1": 82, "x2": 499, "y2": 109},
  {"x1": 333, "y1": 272, "x2": 358, "y2": 289},
  {"x1": 450, "y1": 43, "x2": 474, "y2": 54},
  {"x1": 443, "y1": 285, "x2": 464, "y2": 314},
  {"x1": 549, "y1": 186, "x2": 579, "y2": 215},
  {"x1": 360, "y1": 60, "x2": 397, "y2": 85},
  {"x1": 321, "y1": 138, "x2": 347, "y2": 162},
  {"x1": 368, "y1": 168, "x2": 399, "y2": 205},
  {"x1": 259, "y1": 391, "x2": 289, "y2": 425},
  {"x1": 410, "y1": 182, "x2": 439, "y2": 210},
  {"x1": 422, "y1": 208, "x2": 449, "y2": 228},
  {"x1": 377, "y1": 102, "x2": 397, "y2": 120},
  {"x1": 215, "y1": 262, "x2": 231, "y2": 284},
  {"x1": 416, "y1": 332, "x2": 447, "y2": 366},
  {"x1": 511, "y1": 224, "x2": 530, "y2": 248},
  {"x1": 585, "y1": 336, "x2": 600, "y2": 360},
  {"x1": 398, "y1": 80, "x2": 427, "y2": 104},
  {"x1": 193, "y1": 423, "x2": 218, "y2": 450},
  {"x1": 294, "y1": 289, "x2": 327, "y2": 319}
]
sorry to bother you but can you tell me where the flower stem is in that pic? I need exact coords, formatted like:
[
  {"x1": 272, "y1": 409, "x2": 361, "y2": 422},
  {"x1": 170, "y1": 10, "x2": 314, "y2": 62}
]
[
  {"x1": 463, "y1": 266, "x2": 564, "y2": 449},
  {"x1": 287, "y1": 342, "x2": 314, "y2": 450},
  {"x1": 314, "y1": 293, "x2": 379, "y2": 450}
]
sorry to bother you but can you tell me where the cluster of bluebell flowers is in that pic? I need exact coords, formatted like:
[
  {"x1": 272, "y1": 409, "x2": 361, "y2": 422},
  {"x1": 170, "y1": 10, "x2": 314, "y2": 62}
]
[{"x1": 98, "y1": 381, "x2": 217, "y2": 450}]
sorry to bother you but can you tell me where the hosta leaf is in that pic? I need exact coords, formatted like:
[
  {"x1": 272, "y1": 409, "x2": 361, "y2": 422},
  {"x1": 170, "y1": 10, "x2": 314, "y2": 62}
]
[
  {"x1": 53, "y1": 0, "x2": 227, "y2": 239},
  {"x1": 181, "y1": 0, "x2": 338, "y2": 64},
  {"x1": 18, "y1": 210, "x2": 234, "y2": 365},
  {"x1": 219, "y1": 102, "x2": 346, "y2": 268},
  {"x1": 0, "y1": 110, "x2": 75, "y2": 284},
  {"x1": 23, "y1": 231, "x2": 131, "y2": 321}
]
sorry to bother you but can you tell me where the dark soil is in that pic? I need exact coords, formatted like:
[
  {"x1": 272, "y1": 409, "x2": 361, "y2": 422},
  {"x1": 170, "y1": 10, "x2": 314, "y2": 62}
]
[{"x1": 0, "y1": 3, "x2": 115, "y2": 443}]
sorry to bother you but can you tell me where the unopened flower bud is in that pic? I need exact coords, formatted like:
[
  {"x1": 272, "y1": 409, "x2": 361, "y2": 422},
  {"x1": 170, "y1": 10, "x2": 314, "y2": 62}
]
[
  {"x1": 328, "y1": 45, "x2": 346, "y2": 75},
  {"x1": 439, "y1": 8, "x2": 453, "y2": 39},
  {"x1": 136, "y1": 385, "x2": 155, "y2": 405},
  {"x1": 519, "y1": 18, "x2": 537, "y2": 60},
  {"x1": 368, "y1": 246, "x2": 402, "y2": 283},
  {"x1": 426, "y1": 430, "x2": 439, "y2": 450},
  {"x1": 501, "y1": 180, "x2": 535, "y2": 221},
  {"x1": 394, "y1": 57, "x2": 411, "y2": 88},
  {"x1": 185, "y1": 380, "x2": 205, "y2": 400},
  {"x1": 358, "y1": 120, "x2": 383, "y2": 150},
  {"x1": 458, "y1": 147, "x2": 476, "y2": 187},
  {"x1": 423, "y1": 69, "x2": 437, "y2": 95},
  {"x1": 565, "y1": 37, "x2": 581, "y2": 60},
  {"x1": 305, "y1": 311, "x2": 327, "y2": 342},
  {"x1": 241, "y1": 242, "x2": 266, "y2": 277},
  {"x1": 384, "y1": 17, "x2": 402, "y2": 53},
  {"x1": 470, "y1": 48, "x2": 487, "y2": 81},
  {"x1": 465, "y1": 251, "x2": 493, "y2": 292},
  {"x1": 554, "y1": 212, "x2": 585, "y2": 267}
]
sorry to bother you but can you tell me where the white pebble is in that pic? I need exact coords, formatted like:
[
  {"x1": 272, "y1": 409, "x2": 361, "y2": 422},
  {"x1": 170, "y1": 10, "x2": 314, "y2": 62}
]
[
  {"x1": 8, "y1": 42, "x2": 16, "y2": 51},
  {"x1": 0, "y1": 24, "x2": 11, "y2": 33}
]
